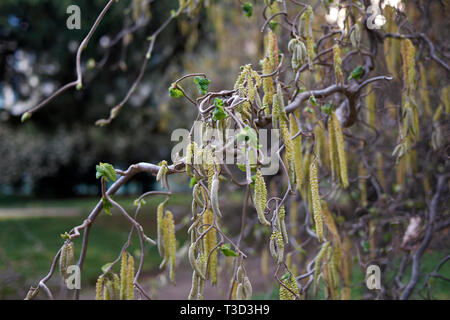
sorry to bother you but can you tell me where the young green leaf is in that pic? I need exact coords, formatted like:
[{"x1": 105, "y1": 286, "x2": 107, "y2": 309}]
[
  {"x1": 189, "y1": 176, "x2": 197, "y2": 188},
  {"x1": 102, "y1": 196, "x2": 113, "y2": 215},
  {"x1": 96, "y1": 163, "x2": 116, "y2": 182},
  {"x1": 309, "y1": 95, "x2": 318, "y2": 106},
  {"x1": 168, "y1": 83, "x2": 184, "y2": 98},
  {"x1": 194, "y1": 77, "x2": 211, "y2": 95},
  {"x1": 242, "y1": 2, "x2": 253, "y2": 17},
  {"x1": 212, "y1": 98, "x2": 227, "y2": 120},
  {"x1": 348, "y1": 65, "x2": 364, "y2": 80},
  {"x1": 219, "y1": 244, "x2": 239, "y2": 257}
]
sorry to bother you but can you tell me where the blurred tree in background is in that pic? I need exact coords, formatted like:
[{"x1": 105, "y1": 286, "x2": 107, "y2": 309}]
[{"x1": 0, "y1": 0, "x2": 262, "y2": 196}]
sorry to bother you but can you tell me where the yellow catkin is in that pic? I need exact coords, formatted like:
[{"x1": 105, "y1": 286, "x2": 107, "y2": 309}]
[
  {"x1": 112, "y1": 273, "x2": 120, "y2": 299},
  {"x1": 103, "y1": 279, "x2": 112, "y2": 300},
  {"x1": 322, "y1": 201, "x2": 341, "y2": 262},
  {"x1": 328, "y1": 114, "x2": 339, "y2": 183},
  {"x1": 267, "y1": 30, "x2": 279, "y2": 70},
  {"x1": 119, "y1": 251, "x2": 128, "y2": 300},
  {"x1": 286, "y1": 252, "x2": 297, "y2": 278},
  {"x1": 341, "y1": 236, "x2": 352, "y2": 300},
  {"x1": 369, "y1": 220, "x2": 376, "y2": 260},
  {"x1": 280, "y1": 273, "x2": 299, "y2": 300},
  {"x1": 202, "y1": 209, "x2": 217, "y2": 285},
  {"x1": 310, "y1": 161, "x2": 324, "y2": 242},
  {"x1": 300, "y1": 6, "x2": 314, "y2": 70},
  {"x1": 164, "y1": 210, "x2": 176, "y2": 284},
  {"x1": 314, "y1": 241, "x2": 330, "y2": 293},
  {"x1": 262, "y1": 57, "x2": 274, "y2": 116},
  {"x1": 254, "y1": 170, "x2": 270, "y2": 226},
  {"x1": 261, "y1": 248, "x2": 269, "y2": 277},
  {"x1": 278, "y1": 205, "x2": 289, "y2": 244},
  {"x1": 185, "y1": 141, "x2": 195, "y2": 176},
  {"x1": 271, "y1": 230, "x2": 284, "y2": 264},
  {"x1": 358, "y1": 163, "x2": 368, "y2": 207},
  {"x1": 197, "y1": 254, "x2": 206, "y2": 300},
  {"x1": 331, "y1": 113, "x2": 348, "y2": 188},
  {"x1": 419, "y1": 63, "x2": 432, "y2": 116},
  {"x1": 126, "y1": 254, "x2": 135, "y2": 300},
  {"x1": 156, "y1": 201, "x2": 165, "y2": 257},
  {"x1": 289, "y1": 200, "x2": 298, "y2": 238},
  {"x1": 95, "y1": 275, "x2": 104, "y2": 300},
  {"x1": 376, "y1": 152, "x2": 386, "y2": 191},
  {"x1": 366, "y1": 86, "x2": 376, "y2": 127},
  {"x1": 281, "y1": 119, "x2": 296, "y2": 188},
  {"x1": 333, "y1": 45, "x2": 343, "y2": 85},
  {"x1": 326, "y1": 247, "x2": 339, "y2": 300},
  {"x1": 290, "y1": 113, "x2": 304, "y2": 189},
  {"x1": 441, "y1": 86, "x2": 450, "y2": 114}
]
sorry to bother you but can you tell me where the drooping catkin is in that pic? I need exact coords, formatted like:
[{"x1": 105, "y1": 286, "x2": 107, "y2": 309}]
[
  {"x1": 156, "y1": 201, "x2": 165, "y2": 257},
  {"x1": 270, "y1": 230, "x2": 284, "y2": 264},
  {"x1": 210, "y1": 173, "x2": 222, "y2": 218},
  {"x1": 266, "y1": 29, "x2": 279, "y2": 70},
  {"x1": 280, "y1": 273, "x2": 299, "y2": 300},
  {"x1": 376, "y1": 152, "x2": 386, "y2": 191},
  {"x1": 289, "y1": 199, "x2": 298, "y2": 238},
  {"x1": 59, "y1": 243, "x2": 68, "y2": 279},
  {"x1": 243, "y1": 276, "x2": 253, "y2": 300},
  {"x1": 95, "y1": 275, "x2": 104, "y2": 300},
  {"x1": 419, "y1": 63, "x2": 432, "y2": 116},
  {"x1": 202, "y1": 209, "x2": 217, "y2": 285},
  {"x1": 366, "y1": 85, "x2": 376, "y2": 128},
  {"x1": 322, "y1": 201, "x2": 341, "y2": 262},
  {"x1": 310, "y1": 161, "x2": 324, "y2": 242},
  {"x1": 289, "y1": 113, "x2": 304, "y2": 189},
  {"x1": 300, "y1": 6, "x2": 314, "y2": 70},
  {"x1": 112, "y1": 273, "x2": 120, "y2": 299},
  {"x1": 281, "y1": 120, "x2": 296, "y2": 188},
  {"x1": 331, "y1": 112, "x2": 349, "y2": 188},
  {"x1": 278, "y1": 205, "x2": 289, "y2": 244},
  {"x1": 103, "y1": 279, "x2": 112, "y2": 300},
  {"x1": 261, "y1": 248, "x2": 269, "y2": 276},
  {"x1": 126, "y1": 253, "x2": 135, "y2": 300},
  {"x1": 328, "y1": 114, "x2": 339, "y2": 183},
  {"x1": 442, "y1": 86, "x2": 450, "y2": 114},
  {"x1": 119, "y1": 251, "x2": 128, "y2": 300},
  {"x1": 369, "y1": 220, "x2": 376, "y2": 260},
  {"x1": 185, "y1": 141, "x2": 196, "y2": 176},
  {"x1": 341, "y1": 236, "x2": 352, "y2": 300},
  {"x1": 164, "y1": 210, "x2": 176, "y2": 284},
  {"x1": 314, "y1": 241, "x2": 330, "y2": 293},
  {"x1": 333, "y1": 44, "x2": 343, "y2": 85},
  {"x1": 196, "y1": 254, "x2": 206, "y2": 300},
  {"x1": 262, "y1": 57, "x2": 274, "y2": 116},
  {"x1": 326, "y1": 247, "x2": 339, "y2": 300},
  {"x1": 254, "y1": 170, "x2": 270, "y2": 226},
  {"x1": 358, "y1": 163, "x2": 368, "y2": 207}
]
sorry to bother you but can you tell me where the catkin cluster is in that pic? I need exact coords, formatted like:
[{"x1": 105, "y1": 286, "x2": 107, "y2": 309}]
[
  {"x1": 328, "y1": 112, "x2": 348, "y2": 188},
  {"x1": 254, "y1": 169, "x2": 270, "y2": 226},
  {"x1": 202, "y1": 209, "x2": 218, "y2": 285},
  {"x1": 59, "y1": 241, "x2": 74, "y2": 280},
  {"x1": 279, "y1": 273, "x2": 299, "y2": 300},
  {"x1": 234, "y1": 64, "x2": 262, "y2": 118},
  {"x1": 333, "y1": 45, "x2": 343, "y2": 85},
  {"x1": 298, "y1": 6, "x2": 314, "y2": 70},
  {"x1": 233, "y1": 266, "x2": 253, "y2": 300},
  {"x1": 95, "y1": 252, "x2": 134, "y2": 300},
  {"x1": 309, "y1": 161, "x2": 324, "y2": 242}
]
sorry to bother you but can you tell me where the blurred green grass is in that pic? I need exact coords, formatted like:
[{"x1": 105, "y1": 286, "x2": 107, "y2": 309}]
[
  {"x1": 0, "y1": 194, "x2": 448, "y2": 299},
  {"x1": 0, "y1": 194, "x2": 193, "y2": 299}
]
